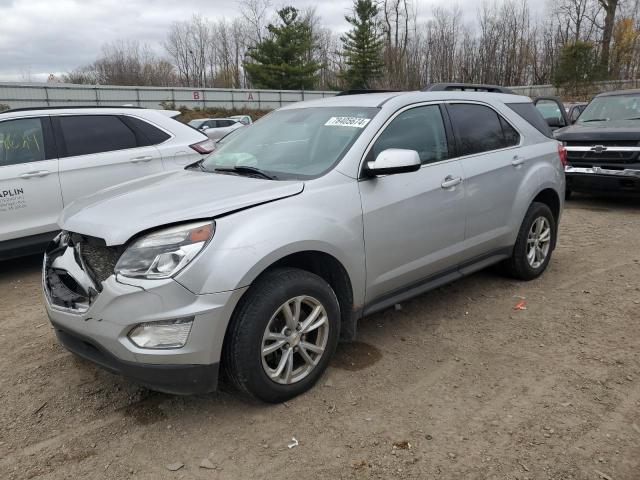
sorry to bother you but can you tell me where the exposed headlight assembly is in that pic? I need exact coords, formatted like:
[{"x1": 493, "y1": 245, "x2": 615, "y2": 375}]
[{"x1": 115, "y1": 221, "x2": 214, "y2": 279}]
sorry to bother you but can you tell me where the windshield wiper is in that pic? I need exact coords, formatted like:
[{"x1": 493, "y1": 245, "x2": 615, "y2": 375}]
[
  {"x1": 214, "y1": 166, "x2": 275, "y2": 180},
  {"x1": 623, "y1": 117, "x2": 640, "y2": 121},
  {"x1": 580, "y1": 118, "x2": 609, "y2": 122}
]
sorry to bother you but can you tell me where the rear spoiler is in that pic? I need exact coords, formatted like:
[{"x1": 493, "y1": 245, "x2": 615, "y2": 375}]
[{"x1": 155, "y1": 110, "x2": 181, "y2": 118}]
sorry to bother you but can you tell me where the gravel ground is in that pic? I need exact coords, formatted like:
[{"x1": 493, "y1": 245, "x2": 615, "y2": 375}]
[{"x1": 0, "y1": 194, "x2": 639, "y2": 480}]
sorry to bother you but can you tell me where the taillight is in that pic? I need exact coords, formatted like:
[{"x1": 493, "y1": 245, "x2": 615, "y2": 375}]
[
  {"x1": 190, "y1": 139, "x2": 216, "y2": 154},
  {"x1": 557, "y1": 142, "x2": 568, "y2": 167}
]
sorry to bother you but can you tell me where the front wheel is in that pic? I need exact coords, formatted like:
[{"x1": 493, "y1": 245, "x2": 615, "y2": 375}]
[
  {"x1": 505, "y1": 202, "x2": 557, "y2": 280},
  {"x1": 223, "y1": 268, "x2": 340, "y2": 403}
]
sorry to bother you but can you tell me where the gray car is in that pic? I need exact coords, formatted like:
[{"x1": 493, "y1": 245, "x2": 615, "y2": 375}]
[{"x1": 43, "y1": 90, "x2": 565, "y2": 402}]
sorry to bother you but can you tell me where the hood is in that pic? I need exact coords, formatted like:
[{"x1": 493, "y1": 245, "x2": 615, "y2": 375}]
[
  {"x1": 60, "y1": 170, "x2": 304, "y2": 245},
  {"x1": 555, "y1": 120, "x2": 640, "y2": 142}
]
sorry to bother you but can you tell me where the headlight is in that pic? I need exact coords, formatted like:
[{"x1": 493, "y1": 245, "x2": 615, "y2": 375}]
[
  {"x1": 115, "y1": 221, "x2": 214, "y2": 279},
  {"x1": 128, "y1": 318, "x2": 194, "y2": 349}
]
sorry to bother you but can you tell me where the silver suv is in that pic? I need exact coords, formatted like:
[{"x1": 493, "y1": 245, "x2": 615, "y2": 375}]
[{"x1": 43, "y1": 90, "x2": 565, "y2": 402}]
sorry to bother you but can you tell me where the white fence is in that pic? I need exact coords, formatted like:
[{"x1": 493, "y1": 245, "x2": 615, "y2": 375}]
[
  {"x1": 0, "y1": 83, "x2": 337, "y2": 110},
  {"x1": 1, "y1": 79, "x2": 638, "y2": 111},
  {"x1": 509, "y1": 79, "x2": 640, "y2": 97}
]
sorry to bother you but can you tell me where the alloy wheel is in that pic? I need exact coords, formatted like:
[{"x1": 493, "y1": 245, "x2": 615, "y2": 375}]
[
  {"x1": 261, "y1": 295, "x2": 329, "y2": 385},
  {"x1": 526, "y1": 216, "x2": 551, "y2": 269}
]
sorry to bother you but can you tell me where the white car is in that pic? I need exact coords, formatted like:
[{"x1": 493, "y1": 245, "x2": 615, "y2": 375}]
[
  {"x1": 229, "y1": 114, "x2": 252, "y2": 125},
  {"x1": 0, "y1": 106, "x2": 216, "y2": 260},
  {"x1": 188, "y1": 118, "x2": 245, "y2": 141}
]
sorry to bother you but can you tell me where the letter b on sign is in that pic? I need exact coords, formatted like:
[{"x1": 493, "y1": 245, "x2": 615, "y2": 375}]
[{"x1": 193, "y1": 91, "x2": 200, "y2": 100}]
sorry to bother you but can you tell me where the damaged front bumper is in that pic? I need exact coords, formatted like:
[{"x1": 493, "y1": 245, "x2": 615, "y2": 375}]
[{"x1": 42, "y1": 232, "x2": 246, "y2": 394}]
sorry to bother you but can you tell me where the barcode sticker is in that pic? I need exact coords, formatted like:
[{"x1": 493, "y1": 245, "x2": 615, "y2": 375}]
[{"x1": 325, "y1": 117, "x2": 371, "y2": 128}]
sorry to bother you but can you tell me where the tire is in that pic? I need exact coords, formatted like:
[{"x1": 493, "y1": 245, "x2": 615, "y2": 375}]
[
  {"x1": 222, "y1": 267, "x2": 340, "y2": 403},
  {"x1": 505, "y1": 202, "x2": 556, "y2": 281}
]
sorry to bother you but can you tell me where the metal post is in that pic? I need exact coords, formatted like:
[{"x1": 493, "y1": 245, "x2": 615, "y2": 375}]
[
  {"x1": 95, "y1": 86, "x2": 100, "y2": 106},
  {"x1": 44, "y1": 86, "x2": 50, "y2": 106},
  {"x1": 136, "y1": 88, "x2": 141, "y2": 107}
]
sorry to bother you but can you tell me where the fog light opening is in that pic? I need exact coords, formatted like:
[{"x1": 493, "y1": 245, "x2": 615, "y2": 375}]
[{"x1": 128, "y1": 318, "x2": 194, "y2": 349}]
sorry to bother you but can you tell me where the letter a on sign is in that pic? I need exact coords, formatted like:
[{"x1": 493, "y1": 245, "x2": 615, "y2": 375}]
[{"x1": 248, "y1": 93, "x2": 254, "y2": 100}]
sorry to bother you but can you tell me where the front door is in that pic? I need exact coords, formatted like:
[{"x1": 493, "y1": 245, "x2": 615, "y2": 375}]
[
  {"x1": 359, "y1": 104, "x2": 467, "y2": 304},
  {"x1": 0, "y1": 116, "x2": 62, "y2": 241}
]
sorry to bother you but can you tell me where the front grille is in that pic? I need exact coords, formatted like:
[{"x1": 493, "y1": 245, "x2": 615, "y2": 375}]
[
  {"x1": 565, "y1": 140, "x2": 639, "y2": 147},
  {"x1": 566, "y1": 140, "x2": 640, "y2": 165},
  {"x1": 81, "y1": 243, "x2": 120, "y2": 284},
  {"x1": 567, "y1": 150, "x2": 638, "y2": 163}
]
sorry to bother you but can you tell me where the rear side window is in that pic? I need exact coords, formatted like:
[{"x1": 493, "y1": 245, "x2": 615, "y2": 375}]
[
  {"x1": 506, "y1": 102, "x2": 553, "y2": 138},
  {"x1": 448, "y1": 103, "x2": 520, "y2": 156},
  {"x1": 122, "y1": 116, "x2": 171, "y2": 145},
  {"x1": 59, "y1": 115, "x2": 137, "y2": 157},
  {"x1": 370, "y1": 105, "x2": 449, "y2": 164}
]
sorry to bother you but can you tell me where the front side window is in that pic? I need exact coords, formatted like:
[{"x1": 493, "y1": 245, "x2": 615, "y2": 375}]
[
  {"x1": 59, "y1": 115, "x2": 137, "y2": 157},
  {"x1": 0, "y1": 118, "x2": 46, "y2": 167},
  {"x1": 448, "y1": 103, "x2": 520, "y2": 156},
  {"x1": 535, "y1": 100, "x2": 564, "y2": 121},
  {"x1": 201, "y1": 107, "x2": 378, "y2": 179},
  {"x1": 369, "y1": 105, "x2": 449, "y2": 164}
]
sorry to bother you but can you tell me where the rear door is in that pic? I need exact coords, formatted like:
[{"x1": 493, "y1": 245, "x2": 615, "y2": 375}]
[
  {"x1": 54, "y1": 114, "x2": 163, "y2": 205},
  {"x1": 446, "y1": 102, "x2": 525, "y2": 258},
  {"x1": 0, "y1": 116, "x2": 62, "y2": 242}
]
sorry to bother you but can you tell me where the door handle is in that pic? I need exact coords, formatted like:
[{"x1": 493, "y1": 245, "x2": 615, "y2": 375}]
[
  {"x1": 20, "y1": 170, "x2": 50, "y2": 179},
  {"x1": 511, "y1": 156, "x2": 524, "y2": 167},
  {"x1": 130, "y1": 156, "x2": 153, "y2": 163},
  {"x1": 441, "y1": 175, "x2": 462, "y2": 189}
]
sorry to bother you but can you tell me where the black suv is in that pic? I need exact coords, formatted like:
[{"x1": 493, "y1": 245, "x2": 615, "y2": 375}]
[{"x1": 554, "y1": 89, "x2": 640, "y2": 198}]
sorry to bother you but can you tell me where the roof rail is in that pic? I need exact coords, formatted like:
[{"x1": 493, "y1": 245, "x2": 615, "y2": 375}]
[
  {"x1": 423, "y1": 83, "x2": 516, "y2": 94},
  {"x1": 335, "y1": 89, "x2": 401, "y2": 96},
  {"x1": 1, "y1": 105, "x2": 145, "y2": 114}
]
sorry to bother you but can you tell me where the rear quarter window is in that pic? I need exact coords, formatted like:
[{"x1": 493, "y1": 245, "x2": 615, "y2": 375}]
[
  {"x1": 123, "y1": 116, "x2": 171, "y2": 145},
  {"x1": 506, "y1": 103, "x2": 553, "y2": 138}
]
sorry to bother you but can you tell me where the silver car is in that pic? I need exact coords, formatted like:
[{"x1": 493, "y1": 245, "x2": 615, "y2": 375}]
[{"x1": 43, "y1": 90, "x2": 565, "y2": 402}]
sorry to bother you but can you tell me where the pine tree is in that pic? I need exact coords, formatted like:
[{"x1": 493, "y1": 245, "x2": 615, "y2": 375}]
[
  {"x1": 244, "y1": 6, "x2": 322, "y2": 90},
  {"x1": 341, "y1": 0, "x2": 385, "y2": 89}
]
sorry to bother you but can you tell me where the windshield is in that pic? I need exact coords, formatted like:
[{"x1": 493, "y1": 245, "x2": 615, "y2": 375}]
[
  {"x1": 201, "y1": 107, "x2": 378, "y2": 179},
  {"x1": 579, "y1": 94, "x2": 640, "y2": 122},
  {"x1": 188, "y1": 119, "x2": 207, "y2": 128}
]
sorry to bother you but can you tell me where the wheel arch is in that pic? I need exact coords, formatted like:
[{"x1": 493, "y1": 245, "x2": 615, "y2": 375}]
[
  {"x1": 530, "y1": 187, "x2": 561, "y2": 249},
  {"x1": 233, "y1": 249, "x2": 359, "y2": 342}
]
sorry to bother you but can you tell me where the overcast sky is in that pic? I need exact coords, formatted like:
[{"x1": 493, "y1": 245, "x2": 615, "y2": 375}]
[{"x1": 0, "y1": 0, "x2": 547, "y2": 82}]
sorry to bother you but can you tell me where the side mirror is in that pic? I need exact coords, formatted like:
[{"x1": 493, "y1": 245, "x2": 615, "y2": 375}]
[
  {"x1": 546, "y1": 117, "x2": 564, "y2": 128},
  {"x1": 365, "y1": 149, "x2": 421, "y2": 176}
]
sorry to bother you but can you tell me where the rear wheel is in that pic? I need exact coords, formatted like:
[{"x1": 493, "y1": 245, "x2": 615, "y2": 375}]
[
  {"x1": 565, "y1": 188, "x2": 572, "y2": 200},
  {"x1": 505, "y1": 202, "x2": 556, "y2": 280},
  {"x1": 223, "y1": 268, "x2": 340, "y2": 403}
]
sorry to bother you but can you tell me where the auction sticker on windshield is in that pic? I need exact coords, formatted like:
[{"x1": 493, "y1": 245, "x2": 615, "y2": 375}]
[{"x1": 325, "y1": 117, "x2": 371, "y2": 128}]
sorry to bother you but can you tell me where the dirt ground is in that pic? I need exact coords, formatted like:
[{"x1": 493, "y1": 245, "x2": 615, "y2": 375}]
[{"x1": 1, "y1": 195, "x2": 639, "y2": 480}]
